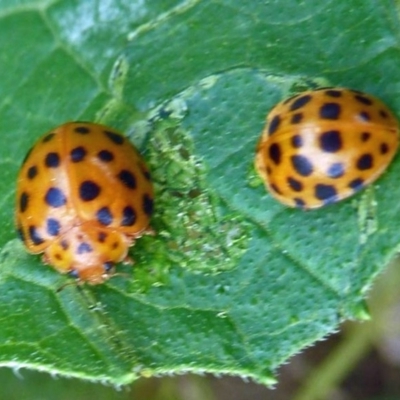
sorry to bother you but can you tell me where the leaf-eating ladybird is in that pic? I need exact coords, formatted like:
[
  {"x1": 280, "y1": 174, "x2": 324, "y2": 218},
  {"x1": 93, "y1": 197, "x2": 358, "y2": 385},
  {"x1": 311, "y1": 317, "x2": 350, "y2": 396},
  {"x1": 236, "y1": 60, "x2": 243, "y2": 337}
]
[
  {"x1": 16, "y1": 122, "x2": 154, "y2": 284},
  {"x1": 255, "y1": 87, "x2": 399, "y2": 209}
]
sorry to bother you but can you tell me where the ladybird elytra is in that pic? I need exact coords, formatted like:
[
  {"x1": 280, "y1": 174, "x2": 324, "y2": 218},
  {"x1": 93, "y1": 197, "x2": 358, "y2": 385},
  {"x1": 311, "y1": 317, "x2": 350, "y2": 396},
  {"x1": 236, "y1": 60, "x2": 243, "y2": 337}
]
[
  {"x1": 15, "y1": 122, "x2": 154, "y2": 284},
  {"x1": 255, "y1": 87, "x2": 399, "y2": 209}
]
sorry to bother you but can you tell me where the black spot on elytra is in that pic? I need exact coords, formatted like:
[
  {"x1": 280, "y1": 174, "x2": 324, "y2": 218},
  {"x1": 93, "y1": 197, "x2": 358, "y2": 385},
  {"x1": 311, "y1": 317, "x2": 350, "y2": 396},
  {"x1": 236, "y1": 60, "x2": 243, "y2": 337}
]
[
  {"x1": 270, "y1": 183, "x2": 282, "y2": 195},
  {"x1": 97, "y1": 207, "x2": 113, "y2": 226},
  {"x1": 143, "y1": 194, "x2": 154, "y2": 216},
  {"x1": 97, "y1": 150, "x2": 114, "y2": 162},
  {"x1": 327, "y1": 162, "x2": 345, "y2": 178},
  {"x1": 357, "y1": 154, "x2": 373, "y2": 170},
  {"x1": 45, "y1": 152, "x2": 60, "y2": 168},
  {"x1": 294, "y1": 198, "x2": 306, "y2": 208},
  {"x1": 29, "y1": 226, "x2": 44, "y2": 245},
  {"x1": 324, "y1": 89, "x2": 343, "y2": 97},
  {"x1": 45, "y1": 187, "x2": 67, "y2": 208},
  {"x1": 380, "y1": 109, "x2": 389, "y2": 119},
  {"x1": 380, "y1": 143, "x2": 389, "y2": 154},
  {"x1": 291, "y1": 155, "x2": 313, "y2": 176},
  {"x1": 290, "y1": 95, "x2": 312, "y2": 111},
  {"x1": 79, "y1": 181, "x2": 101, "y2": 201},
  {"x1": 319, "y1": 103, "x2": 341, "y2": 120},
  {"x1": 287, "y1": 177, "x2": 303, "y2": 192},
  {"x1": 320, "y1": 130, "x2": 342, "y2": 152},
  {"x1": 70, "y1": 146, "x2": 87, "y2": 162},
  {"x1": 42, "y1": 133, "x2": 55, "y2": 143},
  {"x1": 349, "y1": 178, "x2": 364, "y2": 191},
  {"x1": 112, "y1": 241, "x2": 119, "y2": 250},
  {"x1": 118, "y1": 170, "x2": 136, "y2": 189},
  {"x1": 315, "y1": 184, "x2": 337, "y2": 201},
  {"x1": 142, "y1": 168, "x2": 151, "y2": 181},
  {"x1": 269, "y1": 143, "x2": 281, "y2": 165},
  {"x1": 46, "y1": 218, "x2": 61, "y2": 236},
  {"x1": 291, "y1": 135, "x2": 303, "y2": 148},
  {"x1": 75, "y1": 126, "x2": 90, "y2": 134},
  {"x1": 358, "y1": 111, "x2": 370, "y2": 122},
  {"x1": 20, "y1": 192, "x2": 29, "y2": 212},
  {"x1": 268, "y1": 115, "x2": 281, "y2": 135},
  {"x1": 104, "y1": 130, "x2": 124, "y2": 145},
  {"x1": 27, "y1": 165, "x2": 38, "y2": 179},
  {"x1": 98, "y1": 232, "x2": 108, "y2": 243},
  {"x1": 354, "y1": 94, "x2": 373, "y2": 106},
  {"x1": 361, "y1": 132, "x2": 371, "y2": 142},
  {"x1": 77, "y1": 242, "x2": 93, "y2": 254},
  {"x1": 121, "y1": 206, "x2": 136, "y2": 226},
  {"x1": 291, "y1": 113, "x2": 303, "y2": 124}
]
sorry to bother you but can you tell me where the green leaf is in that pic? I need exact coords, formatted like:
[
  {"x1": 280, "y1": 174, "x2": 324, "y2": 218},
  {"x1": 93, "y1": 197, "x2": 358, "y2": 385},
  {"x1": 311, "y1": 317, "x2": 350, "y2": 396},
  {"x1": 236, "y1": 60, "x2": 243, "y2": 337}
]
[{"x1": 1, "y1": 0, "x2": 399, "y2": 386}]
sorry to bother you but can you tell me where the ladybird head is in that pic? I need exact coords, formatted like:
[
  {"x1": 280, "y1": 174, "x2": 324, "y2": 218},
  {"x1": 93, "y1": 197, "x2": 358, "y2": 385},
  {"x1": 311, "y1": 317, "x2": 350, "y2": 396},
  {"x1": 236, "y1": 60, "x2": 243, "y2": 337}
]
[
  {"x1": 67, "y1": 261, "x2": 116, "y2": 285},
  {"x1": 44, "y1": 223, "x2": 132, "y2": 285}
]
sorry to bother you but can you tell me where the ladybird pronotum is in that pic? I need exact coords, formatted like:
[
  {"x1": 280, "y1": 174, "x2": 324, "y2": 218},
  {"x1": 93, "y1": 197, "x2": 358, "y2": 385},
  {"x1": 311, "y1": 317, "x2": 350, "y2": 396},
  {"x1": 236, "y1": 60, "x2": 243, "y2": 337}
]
[
  {"x1": 255, "y1": 87, "x2": 399, "y2": 209},
  {"x1": 15, "y1": 122, "x2": 154, "y2": 284}
]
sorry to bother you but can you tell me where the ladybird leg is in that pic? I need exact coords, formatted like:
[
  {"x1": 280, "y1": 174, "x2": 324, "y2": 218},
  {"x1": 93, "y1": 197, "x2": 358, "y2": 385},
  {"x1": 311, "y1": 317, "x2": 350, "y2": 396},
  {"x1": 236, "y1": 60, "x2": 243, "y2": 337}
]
[
  {"x1": 55, "y1": 270, "x2": 82, "y2": 292},
  {"x1": 122, "y1": 255, "x2": 134, "y2": 265},
  {"x1": 41, "y1": 254, "x2": 50, "y2": 265},
  {"x1": 56, "y1": 279, "x2": 80, "y2": 292},
  {"x1": 128, "y1": 226, "x2": 155, "y2": 239},
  {"x1": 144, "y1": 226, "x2": 156, "y2": 236},
  {"x1": 104, "y1": 260, "x2": 131, "y2": 281}
]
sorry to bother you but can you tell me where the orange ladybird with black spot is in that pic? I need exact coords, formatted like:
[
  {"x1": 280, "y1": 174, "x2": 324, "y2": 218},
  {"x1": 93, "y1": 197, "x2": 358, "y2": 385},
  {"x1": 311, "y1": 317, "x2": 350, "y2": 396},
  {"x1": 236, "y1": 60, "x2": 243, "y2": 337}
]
[
  {"x1": 15, "y1": 122, "x2": 154, "y2": 284},
  {"x1": 255, "y1": 87, "x2": 399, "y2": 209}
]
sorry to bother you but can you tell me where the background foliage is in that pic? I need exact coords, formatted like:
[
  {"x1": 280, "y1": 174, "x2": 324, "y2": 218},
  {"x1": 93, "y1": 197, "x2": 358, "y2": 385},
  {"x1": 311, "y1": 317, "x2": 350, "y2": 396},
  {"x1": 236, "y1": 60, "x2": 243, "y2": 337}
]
[{"x1": 1, "y1": 0, "x2": 399, "y2": 393}]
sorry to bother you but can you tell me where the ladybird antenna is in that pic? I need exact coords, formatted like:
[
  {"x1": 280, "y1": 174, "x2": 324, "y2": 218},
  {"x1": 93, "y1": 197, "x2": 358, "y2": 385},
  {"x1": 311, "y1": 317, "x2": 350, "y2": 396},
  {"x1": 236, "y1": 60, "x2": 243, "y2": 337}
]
[{"x1": 56, "y1": 279, "x2": 79, "y2": 293}]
